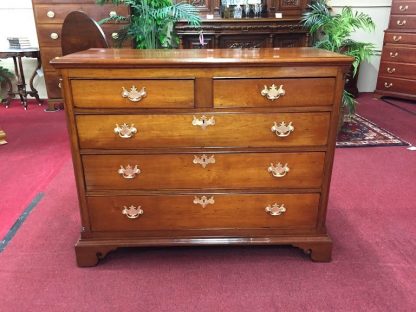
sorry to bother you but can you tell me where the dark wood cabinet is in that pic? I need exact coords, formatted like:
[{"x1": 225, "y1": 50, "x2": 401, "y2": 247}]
[
  {"x1": 375, "y1": 0, "x2": 416, "y2": 100},
  {"x1": 176, "y1": 0, "x2": 310, "y2": 49}
]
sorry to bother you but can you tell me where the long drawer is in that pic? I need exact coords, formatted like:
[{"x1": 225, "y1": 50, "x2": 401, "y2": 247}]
[
  {"x1": 33, "y1": 4, "x2": 129, "y2": 24},
  {"x1": 378, "y1": 61, "x2": 416, "y2": 80},
  {"x1": 213, "y1": 78, "x2": 335, "y2": 108},
  {"x1": 381, "y1": 46, "x2": 416, "y2": 64},
  {"x1": 389, "y1": 15, "x2": 416, "y2": 30},
  {"x1": 83, "y1": 152, "x2": 325, "y2": 190},
  {"x1": 376, "y1": 76, "x2": 416, "y2": 95},
  {"x1": 76, "y1": 113, "x2": 330, "y2": 149},
  {"x1": 87, "y1": 193, "x2": 320, "y2": 232},
  {"x1": 71, "y1": 79, "x2": 195, "y2": 108},
  {"x1": 391, "y1": 2, "x2": 416, "y2": 15},
  {"x1": 384, "y1": 32, "x2": 416, "y2": 45}
]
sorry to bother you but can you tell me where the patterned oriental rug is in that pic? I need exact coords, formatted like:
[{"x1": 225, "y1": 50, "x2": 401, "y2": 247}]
[{"x1": 336, "y1": 114, "x2": 410, "y2": 148}]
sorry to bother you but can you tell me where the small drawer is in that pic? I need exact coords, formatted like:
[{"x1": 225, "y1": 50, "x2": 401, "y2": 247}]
[
  {"x1": 87, "y1": 193, "x2": 320, "y2": 232},
  {"x1": 41, "y1": 47, "x2": 62, "y2": 72},
  {"x1": 82, "y1": 152, "x2": 325, "y2": 190},
  {"x1": 44, "y1": 71, "x2": 62, "y2": 99},
  {"x1": 384, "y1": 32, "x2": 416, "y2": 45},
  {"x1": 378, "y1": 61, "x2": 416, "y2": 80},
  {"x1": 213, "y1": 78, "x2": 335, "y2": 108},
  {"x1": 76, "y1": 112, "x2": 330, "y2": 149},
  {"x1": 381, "y1": 46, "x2": 416, "y2": 64},
  {"x1": 37, "y1": 24, "x2": 62, "y2": 47},
  {"x1": 391, "y1": 2, "x2": 416, "y2": 15},
  {"x1": 34, "y1": 4, "x2": 129, "y2": 24},
  {"x1": 389, "y1": 15, "x2": 416, "y2": 29},
  {"x1": 71, "y1": 79, "x2": 194, "y2": 108},
  {"x1": 37, "y1": 24, "x2": 128, "y2": 48},
  {"x1": 376, "y1": 76, "x2": 416, "y2": 95}
]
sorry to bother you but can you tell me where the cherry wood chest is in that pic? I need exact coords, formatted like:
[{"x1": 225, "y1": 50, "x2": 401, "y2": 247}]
[
  {"x1": 375, "y1": 0, "x2": 416, "y2": 100},
  {"x1": 51, "y1": 48, "x2": 352, "y2": 267}
]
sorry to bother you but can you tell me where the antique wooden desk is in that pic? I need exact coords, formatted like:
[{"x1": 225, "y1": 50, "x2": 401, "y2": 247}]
[
  {"x1": 51, "y1": 48, "x2": 352, "y2": 267},
  {"x1": 0, "y1": 48, "x2": 43, "y2": 109}
]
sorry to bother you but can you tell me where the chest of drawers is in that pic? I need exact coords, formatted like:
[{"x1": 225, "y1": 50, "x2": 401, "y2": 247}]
[
  {"x1": 31, "y1": 0, "x2": 129, "y2": 110},
  {"x1": 51, "y1": 48, "x2": 352, "y2": 267},
  {"x1": 375, "y1": 0, "x2": 416, "y2": 100}
]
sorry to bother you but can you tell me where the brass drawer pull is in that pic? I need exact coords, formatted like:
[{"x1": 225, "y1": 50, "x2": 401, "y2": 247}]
[
  {"x1": 192, "y1": 115, "x2": 215, "y2": 129},
  {"x1": 268, "y1": 162, "x2": 290, "y2": 178},
  {"x1": 397, "y1": 20, "x2": 407, "y2": 26},
  {"x1": 118, "y1": 165, "x2": 141, "y2": 179},
  {"x1": 271, "y1": 121, "x2": 294, "y2": 137},
  {"x1": 122, "y1": 205, "x2": 143, "y2": 219},
  {"x1": 112, "y1": 32, "x2": 119, "y2": 40},
  {"x1": 114, "y1": 123, "x2": 137, "y2": 138},
  {"x1": 193, "y1": 154, "x2": 215, "y2": 168},
  {"x1": 261, "y1": 84, "x2": 286, "y2": 101},
  {"x1": 50, "y1": 32, "x2": 59, "y2": 40},
  {"x1": 387, "y1": 67, "x2": 396, "y2": 74},
  {"x1": 265, "y1": 203, "x2": 286, "y2": 216},
  {"x1": 109, "y1": 10, "x2": 117, "y2": 17},
  {"x1": 384, "y1": 82, "x2": 393, "y2": 89},
  {"x1": 393, "y1": 35, "x2": 402, "y2": 42},
  {"x1": 390, "y1": 52, "x2": 399, "y2": 58},
  {"x1": 193, "y1": 196, "x2": 215, "y2": 208},
  {"x1": 47, "y1": 11, "x2": 55, "y2": 18},
  {"x1": 399, "y1": 5, "x2": 408, "y2": 11},
  {"x1": 121, "y1": 86, "x2": 146, "y2": 102}
]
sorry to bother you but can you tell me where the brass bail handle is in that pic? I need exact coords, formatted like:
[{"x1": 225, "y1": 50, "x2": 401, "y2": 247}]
[
  {"x1": 114, "y1": 123, "x2": 137, "y2": 139},
  {"x1": 122, "y1": 205, "x2": 143, "y2": 219},
  {"x1": 121, "y1": 85, "x2": 147, "y2": 102},
  {"x1": 261, "y1": 84, "x2": 286, "y2": 101}
]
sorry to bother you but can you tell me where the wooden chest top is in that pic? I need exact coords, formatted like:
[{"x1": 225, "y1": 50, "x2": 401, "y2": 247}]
[{"x1": 51, "y1": 47, "x2": 353, "y2": 68}]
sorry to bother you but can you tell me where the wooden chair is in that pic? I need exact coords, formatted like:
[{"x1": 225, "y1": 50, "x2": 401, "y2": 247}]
[{"x1": 61, "y1": 11, "x2": 109, "y2": 56}]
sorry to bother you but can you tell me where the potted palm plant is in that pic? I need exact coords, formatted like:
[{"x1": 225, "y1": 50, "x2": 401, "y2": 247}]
[
  {"x1": 301, "y1": 0, "x2": 375, "y2": 116},
  {"x1": 0, "y1": 63, "x2": 14, "y2": 102},
  {"x1": 97, "y1": 0, "x2": 201, "y2": 49}
]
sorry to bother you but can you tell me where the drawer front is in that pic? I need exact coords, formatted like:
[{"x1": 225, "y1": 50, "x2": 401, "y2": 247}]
[
  {"x1": 384, "y1": 32, "x2": 416, "y2": 45},
  {"x1": 389, "y1": 15, "x2": 416, "y2": 29},
  {"x1": 76, "y1": 113, "x2": 330, "y2": 149},
  {"x1": 379, "y1": 61, "x2": 416, "y2": 80},
  {"x1": 44, "y1": 71, "x2": 62, "y2": 99},
  {"x1": 41, "y1": 47, "x2": 61, "y2": 72},
  {"x1": 213, "y1": 78, "x2": 335, "y2": 108},
  {"x1": 71, "y1": 79, "x2": 194, "y2": 108},
  {"x1": 34, "y1": 4, "x2": 129, "y2": 24},
  {"x1": 87, "y1": 193, "x2": 320, "y2": 232},
  {"x1": 37, "y1": 24, "x2": 127, "y2": 47},
  {"x1": 382, "y1": 46, "x2": 416, "y2": 63},
  {"x1": 83, "y1": 152, "x2": 325, "y2": 190},
  {"x1": 391, "y1": 1, "x2": 416, "y2": 15},
  {"x1": 377, "y1": 76, "x2": 416, "y2": 95}
]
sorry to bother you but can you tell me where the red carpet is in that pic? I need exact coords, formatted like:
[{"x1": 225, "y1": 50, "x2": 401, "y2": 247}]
[
  {"x1": 0, "y1": 101, "x2": 70, "y2": 238},
  {"x1": 0, "y1": 95, "x2": 415, "y2": 311}
]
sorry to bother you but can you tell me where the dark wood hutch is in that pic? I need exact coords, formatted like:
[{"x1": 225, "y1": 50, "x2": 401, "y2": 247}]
[{"x1": 176, "y1": 0, "x2": 310, "y2": 49}]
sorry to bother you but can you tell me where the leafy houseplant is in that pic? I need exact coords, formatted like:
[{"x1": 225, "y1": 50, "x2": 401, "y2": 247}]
[
  {"x1": 301, "y1": 0, "x2": 376, "y2": 115},
  {"x1": 0, "y1": 64, "x2": 14, "y2": 102},
  {"x1": 97, "y1": 0, "x2": 201, "y2": 49}
]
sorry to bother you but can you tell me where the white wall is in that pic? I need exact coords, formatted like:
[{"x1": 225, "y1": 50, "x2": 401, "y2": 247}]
[
  {"x1": 0, "y1": 0, "x2": 46, "y2": 99},
  {"x1": 329, "y1": 0, "x2": 392, "y2": 92}
]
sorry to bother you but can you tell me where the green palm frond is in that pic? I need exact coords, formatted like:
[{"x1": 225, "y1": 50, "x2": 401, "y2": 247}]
[
  {"x1": 155, "y1": 2, "x2": 201, "y2": 27},
  {"x1": 301, "y1": 0, "x2": 376, "y2": 114},
  {"x1": 97, "y1": 0, "x2": 200, "y2": 49}
]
